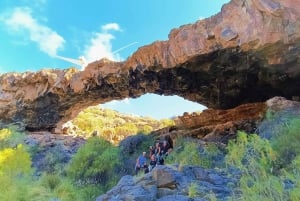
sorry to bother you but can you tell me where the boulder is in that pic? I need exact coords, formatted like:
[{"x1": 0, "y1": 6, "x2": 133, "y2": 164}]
[
  {"x1": 152, "y1": 166, "x2": 177, "y2": 188},
  {"x1": 96, "y1": 175, "x2": 156, "y2": 201}
]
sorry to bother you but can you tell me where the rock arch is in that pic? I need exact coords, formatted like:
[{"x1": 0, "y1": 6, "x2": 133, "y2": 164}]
[{"x1": 0, "y1": 0, "x2": 300, "y2": 131}]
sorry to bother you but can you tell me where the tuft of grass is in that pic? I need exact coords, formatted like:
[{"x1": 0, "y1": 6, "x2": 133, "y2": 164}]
[
  {"x1": 40, "y1": 174, "x2": 62, "y2": 191},
  {"x1": 188, "y1": 182, "x2": 199, "y2": 198}
]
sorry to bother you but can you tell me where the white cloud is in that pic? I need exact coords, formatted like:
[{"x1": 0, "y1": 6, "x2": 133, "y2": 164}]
[
  {"x1": 101, "y1": 23, "x2": 121, "y2": 32},
  {"x1": 2, "y1": 7, "x2": 64, "y2": 57},
  {"x1": 83, "y1": 23, "x2": 122, "y2": 62}
]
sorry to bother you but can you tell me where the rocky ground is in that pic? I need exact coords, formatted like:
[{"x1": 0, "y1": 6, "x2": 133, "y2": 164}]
[{"x1": 96, "y1": 165, "x2": 239, "y2": 201}]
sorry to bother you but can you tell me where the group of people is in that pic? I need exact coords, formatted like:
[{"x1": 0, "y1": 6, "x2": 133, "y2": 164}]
[{"x1": 135, "y1": 135, "x2": 173, "y2": 175}]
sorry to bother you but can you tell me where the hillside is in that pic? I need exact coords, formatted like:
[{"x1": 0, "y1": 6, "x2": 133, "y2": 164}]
[{"x1": 63, "y1": 106, "x2": 174, "y2": 144}]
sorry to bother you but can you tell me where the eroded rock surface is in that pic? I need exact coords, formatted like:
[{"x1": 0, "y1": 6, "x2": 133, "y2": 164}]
[
  {"x1": 171, "y1": 102, "x2": 266, "y2": 142},
  {"x1": 0, "y1": 0, "x2": 300, "y2": 131}
]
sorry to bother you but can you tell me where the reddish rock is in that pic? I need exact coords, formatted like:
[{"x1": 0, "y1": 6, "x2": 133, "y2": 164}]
[{"x1": 152, "y1": 101, "x2": 266, "y2": 143}]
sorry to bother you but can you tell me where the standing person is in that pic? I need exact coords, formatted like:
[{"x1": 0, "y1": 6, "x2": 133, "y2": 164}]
[
  {"x1": 165, "y1": 135, "x2": 173, "y2": 153},
  {"x1": 149, "y1": 154, "x2": 157, "y2": 172},
  {"x1": 159, "y1": 140, "x2": 170, "y2": 165},
  {"x1": 149, "y1": 146, "x2": 155, "y2": 158},
  {"x1": 154, "y1": 142, "x2": 161, "y2": 156},
  {"x1": 135, "y1": 152, "x2": 147, "y2": 175},
  {"x1": 161, "y1": 140, "x2": 170, "y2": 156}
]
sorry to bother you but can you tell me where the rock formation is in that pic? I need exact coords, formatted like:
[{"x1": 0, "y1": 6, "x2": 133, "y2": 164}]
[
  {"x1": 25, "y1": 131, "x2": 85, "y2": 174},
  {"x1": 0, "y1": 0, "x2": 300, "y2": 131},
  {"x1": 152, "y1": 96, "x2": 300, "y2": 143},
  {"x1": 151, "y1": 101, "x2": 267, "y2": 144},
  {"x1": 96, "y1": 165, "x2": 235, "y2": 201}
]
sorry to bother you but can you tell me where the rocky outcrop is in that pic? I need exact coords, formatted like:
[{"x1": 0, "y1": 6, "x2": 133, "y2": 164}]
[
  {"x1": 0, "y1": 0, "x2": 300, "y2": 131},
  {"x1": 25, "y1": 131, "x2": 85, "y2": 174},
  {"x1": 169, "y1": 102, "x2": 266, "y2": 142},
  {"x1": 153, "y1": 97, "x2": 300, "y2": 143},
  {"x1": 96, "y1": 165, "x2": 235, "y2": 201}
]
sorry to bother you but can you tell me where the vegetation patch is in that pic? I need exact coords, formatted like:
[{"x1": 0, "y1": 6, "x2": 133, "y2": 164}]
[{"x1": 70, "y1": 106, "x2": 174, "y2": 144}]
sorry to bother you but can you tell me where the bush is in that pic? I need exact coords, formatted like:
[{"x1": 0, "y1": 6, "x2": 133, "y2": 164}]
[
  {"x1": 166, "y1": 137, "x2": 223, "y2": 169},
  {"x1": 0, "y1": 128, "x2": 25, "y2": 150},
  {"x1": 226, "y1": 132, "x2": 285, "y2": 201},
  {"x1": 66, "y1": 137, "x2": 120, "y2": 189},
  {"x1": 0, "y1": 144, "x2": 34, "y2": 201},
  {"x1": 42, "y1": 143, "x2": 69, "y2": 174},
  {"x1": 166, "y1": 138, "x2": 202, "y2": 168},
  {"x1": 271, "y1": 118, "x2": 300, "y2": 167},
  {"x1": 40, "y1": 174, "x2": 62, "y2": 191},
  {"x1": 76, "y1": 184, "x2": 103, "y2": 201},
  {"x1": 0, "y1": 144, "x2": 32, "y2": 177}
]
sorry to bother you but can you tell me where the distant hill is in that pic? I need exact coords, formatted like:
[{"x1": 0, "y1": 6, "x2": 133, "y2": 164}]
[{"x1": 63, "y1": 106, "x2": 174, "y2": 144}]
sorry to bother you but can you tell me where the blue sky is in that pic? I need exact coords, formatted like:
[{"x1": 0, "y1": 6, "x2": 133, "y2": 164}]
[{"x1": 0, "y1": 0, "x2": 229, "y2": 119}]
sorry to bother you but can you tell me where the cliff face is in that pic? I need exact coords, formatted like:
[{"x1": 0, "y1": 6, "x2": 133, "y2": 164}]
[{"x1": 0, "y1": 0, "x2": 300, "y2": 131}]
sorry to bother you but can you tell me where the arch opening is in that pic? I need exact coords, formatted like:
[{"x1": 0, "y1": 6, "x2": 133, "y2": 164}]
[
  {"x1": 102, "y1": 93, "x2": 207, "y2": 120},
  {"x1": 61, "y1": 94, "x2": 207, "y2": 144}
]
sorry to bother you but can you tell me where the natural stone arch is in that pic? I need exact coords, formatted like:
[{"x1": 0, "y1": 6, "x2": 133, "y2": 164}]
[{"x1": 0, "y1": 0, "x2": 300, "y2": 131}]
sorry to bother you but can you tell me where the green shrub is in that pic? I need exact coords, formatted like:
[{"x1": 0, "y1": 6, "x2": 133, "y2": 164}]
[
  {"x1": 0, "y1": 128, "x2": 25, "y2": 150},
  {"x1": 66, "y1": 137, "x2": 120, "y2": 189},
  {"x1": 226, "y1": 132, "x2": 285, "y2": 201},
  {"x1": 226, "y1": 132, "x2": 276, "y2": 171},
  {"x1": 43, "y1": 143, "x2": 68, "y2": 174},
  {"x1": 0, "y1": 144, "x2": 32, "y2": 177},
  {"x1": 76, "y1": 184, "x2": 103, "y2": 201},
  {"x1": 53, "y1": 179, "x2": 78, "y2": 201},
  {"x1": 166, "y1": 137, "x2": 223, "y2": 169},
  {"x1": 40, "y1": 174, "x2": 62, "y2": 191},
  {"x1": 281, "y1": 155, "x2": 300, "y2": 201},
  {"x1": 28, "y1": 174, "x2": 78, "y2": 201},
  {"x1": 166, "y1": 138, "x2": 202, "y2": 168},
  {"x1": 271, "y1": 118, "x2": 300, "y2": 167},
  {"x1": 0, "y1": 144, "x2": 34, "y2": 201}
]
